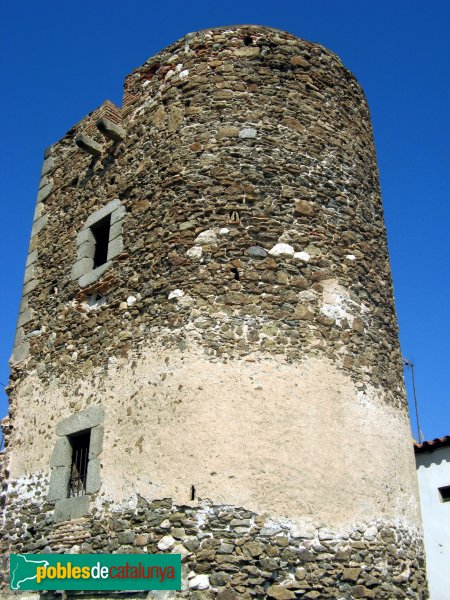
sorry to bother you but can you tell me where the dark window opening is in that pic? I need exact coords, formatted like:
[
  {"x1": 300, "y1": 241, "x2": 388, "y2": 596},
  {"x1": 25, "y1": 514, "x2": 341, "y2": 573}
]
[
  {"x1": 190, "y1": 485, "x2": 196, "y2": 500},
  {"x1": 229, "y1": 210, "x2": 240, "y2": 225},
  {"x1": 439, "y1": 485, "x2": 450, "y2": 502},
  {"x1": 88, "y1": 292, "x2": 106, "y2": 308},
  {"x1": 68, "y1": 430, "x2": 91, "y2": 497},
  {"x1": 91, "y1": 214, "x2": 111, "y2": 268},
  {"x1": 231, "y1": 267, "x2": 240, "y2": 281}
]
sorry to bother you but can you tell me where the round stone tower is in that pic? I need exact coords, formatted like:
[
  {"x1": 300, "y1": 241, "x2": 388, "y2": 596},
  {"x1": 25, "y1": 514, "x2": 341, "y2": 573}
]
[{"x1": 1, "y1": 25, "x2": 427, "y2": 599}]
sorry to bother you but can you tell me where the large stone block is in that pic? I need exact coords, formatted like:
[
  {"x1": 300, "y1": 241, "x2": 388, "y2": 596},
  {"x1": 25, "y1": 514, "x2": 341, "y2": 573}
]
[
  {"x1": 37, "y1": 182, "x2": 53, "y2": 203},
  {"x1": 53, "y1": 496, "x2": 89, "y2": 522},
  {"x1": 108, "y1": 235, "x2": 123, "y2": 259},
  {"x1": 25, "y1": 250, "x2": 38, "y2": 268},
  {"x1": 17, "y1": 308, "x2": 34, "y2": 328},
  {"x1": 50, "y1": 436, "x2": 72, "y2": 468},
  {"x1": 71, "y1": 257, "x2": 92, "y2": 281},
  {"x1": 47, "y1": 466, "x2": 70, "y2": 501},
  {"x1": 111, "y1": 205, "x2": 126, "y2": 224},
  {"x1": 77, "y1": 239, "x2": 95, "y2": 260},
  {"x1": 76, "y1": 227, "x2": 95, "y2": 246},
  {"x1": 96, "y1": 117, "x2": 126, "y2": 142},
  {"x1": 75, "y1": 134, "x2": 103, "y2": 157},
  {"x1": 86, "y1": 458, "x2": 101, "y2": 494},
  {"x1": 23, "y1": 264, "x2": 35, "y2": 285},
  {"x1": 33, "y1": 202, "x2": 44, "y2": 222},
  {"x1": 56, "y1": 406, "x2": 104, "y2": 436},
  {"x1": 78, "y1": 261, "x2": 111, "y2": 287},
  {"x1": 84, "y1": 200, "x2": 121, "y2": 229},
  {"x1": 108, "y1": 220, "x2": 122, "y2": 242},
  {"x1": 41, "y1": 155, "x2": 55, "y2": 176},
  {"x1": 10, "y1": 340, "x2": 30, "y2": 364},
  {"x1": 22, "y1": 278, "x2": 39, "y2": 296},
  {"x1": 89, "y1": 426, "x2": 104, "y2": 459},
  {"x1": 31, "y1": 214, "x2": 48, "y2": 237}
]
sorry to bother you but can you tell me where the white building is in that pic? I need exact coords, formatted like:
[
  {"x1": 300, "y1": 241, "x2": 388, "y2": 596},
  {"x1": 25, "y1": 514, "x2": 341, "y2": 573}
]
[{"x1": 415, "y1": 436, "x2": 450, "y2": 600}]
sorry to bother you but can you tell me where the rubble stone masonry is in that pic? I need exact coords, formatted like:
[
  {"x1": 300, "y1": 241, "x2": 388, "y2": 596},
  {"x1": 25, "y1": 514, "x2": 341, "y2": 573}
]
[{"x1": 0, "y1": 25, "x2": 427, "y2": 599}]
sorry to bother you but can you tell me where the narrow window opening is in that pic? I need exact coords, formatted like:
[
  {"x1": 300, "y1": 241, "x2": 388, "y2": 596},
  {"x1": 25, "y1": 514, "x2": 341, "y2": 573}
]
[
  {"x1": 231, "y1": 267, "x2": 240, "y2": 281},
  {"x1": 229, "y1": 210, "x2": 240, "y2": 225},
  {"x1": 68, "y1": 430, "x2": 91, "y2": 498},
  {"x1": 244, "y1": 36, "x2": 253, "y2": 46},
  {"x1": 91, "y1": 214, "x2": 111, "y2": 268},
  {"x1": 50, "y1": 280, "x2": 58, "y2": 295},
  {"x1": 88, "y1": 292, "x2": 106, "y2": 308},
  {"x1": 439, "y1": 485, "x2": 450, "y2": 502},
  {"x1": 190, "y1": 485, "x2": 196, "y2": 500}
]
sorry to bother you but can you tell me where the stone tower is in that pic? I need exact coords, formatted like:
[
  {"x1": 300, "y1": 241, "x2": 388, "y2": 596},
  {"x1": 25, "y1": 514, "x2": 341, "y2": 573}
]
[{"x1": 1, "y1": 25, "x2": 427, "y2": 599}]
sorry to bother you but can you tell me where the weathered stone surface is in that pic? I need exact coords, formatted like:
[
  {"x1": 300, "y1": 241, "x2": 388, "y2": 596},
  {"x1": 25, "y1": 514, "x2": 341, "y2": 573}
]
[
  {"x1": 157, "y1": 535, "x2": 176, "y2": 551},
  {"x1": 3, "y1": 25, "x2": 407, "y2": 410},
  {"x1": 267, "y1": 584, "x2": 296, "y2": 599},
  {"x1": 290, "y1": 55, "x2": 310, "y2": 68},
  {"x1": 179, "y1": 220, "x2": 197, "y2": 231},
  {"x1": 50, "y1": 436, "x2": 72, "y2": 468},
  {"x1": 247, "y1": 246, "x2": 267, "y2": 259},
  {"x1": 233, "y1": 46, "x2": 260, "y2": 58},
  {"x1": 294, "y1": 199, "x2": 315, "y2": 216},
  {"x1": 195, "y1": 230, "x2": 218, "y2": 246},
  {"x1": 53, "y1": 496, "x2": 89, "y2": 522},
  {"x1": 294, "y1": 304, "x2": 314, "y2": 320},
  {"x1": 352, "y1": 585, "x2": 376, "y2": 598},
  {"x1": 84, "y1": 199, "x2": 121, "y2": 229},
  {"x1": 85, "y1": 458, "x2": 101, "y2": 493},
  {"x1": 187, "y1": 246, "x2": 203, "y2": 259},
  {"x1": 56, "y1": 406, "x2": 104, "y2": 436},
  {"x1": 167, "y1": 106, "x2": 184, "y2": 132},
  {"x1": 135, "y1": 533, "x2": 148, "y2": 546},
  {"x1": 41, "y1": 155, "x2": 55, "y2": 176},
  {"x1": 216, "y1": 589, "x2": 237, "y2": 600},
  {"x1": 342, "y1": 567, "x2": 362, "y2": 582},
  {"x1": 31, "y1": 213, "x2": 48, "y2": 237},
  {"x1": 189, "y1": 574, "x2": 210, "y2": 590},
  {"x1": 75, "y1": 134, "x2": 103, "y2": 157},
  {"x1": 107, "y1": 235, "x2": 123, "y2": 259},
  {"x1": 37, "y1": 182, "x2": 54, "y2": 204},
  {"x1": 88, "y1": 426, "x2": 104, "y2": 459},
  {"x1": 239, "y1": 127, "x2": 257, "y2": 139},
  {"x1": 47, "y1": 466, "x2": 71, "y2": 501},
  {"x1": 0, "y1": 487, "x2": 428, "y2": 598},
  {"x1": 243, "y1": 540, "x2": 265, "y2": 557},
  {"x1": 217, "y1": 126, "x2": 239, "y2": 139},
  {"x1": 78, "y1": 261, "x2": 111, "y2": 288},
  {"x1": 269, "y1": 243, "x2": 295, "y2": 257},
  {"x1": 96, "y1": 117, "x2": 126, "y2": 141}
]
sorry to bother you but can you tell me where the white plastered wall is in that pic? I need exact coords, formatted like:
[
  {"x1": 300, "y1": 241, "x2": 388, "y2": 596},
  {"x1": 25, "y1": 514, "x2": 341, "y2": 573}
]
[
  {"x1": 416, "y1": 446, "x2": 450, "y2": 600},
  {"x1": 8, "y1": 341, "x2": 422, "y2": 532}
]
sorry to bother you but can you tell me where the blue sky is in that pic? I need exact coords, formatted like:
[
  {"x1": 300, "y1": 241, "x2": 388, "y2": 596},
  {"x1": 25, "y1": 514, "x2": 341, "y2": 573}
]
[{"x1": 0, "y1": 0, "x2": 449, "y2": 441}]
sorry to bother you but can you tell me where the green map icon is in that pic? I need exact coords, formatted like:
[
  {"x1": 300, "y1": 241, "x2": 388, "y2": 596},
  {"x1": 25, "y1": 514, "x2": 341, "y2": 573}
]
[{"x1": 10, "y1": 554, "x2": 50, "y2": 590}]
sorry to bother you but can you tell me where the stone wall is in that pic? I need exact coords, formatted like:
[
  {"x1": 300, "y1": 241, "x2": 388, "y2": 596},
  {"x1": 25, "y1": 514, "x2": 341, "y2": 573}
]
[
  {"x1": 2, "y1": 483, "x2": 427, "y2": 599},
  {"x1": 8, "y1": 25, "x2": 402, "y2": 398},
  {"x1": 1, "y1": 25, "x2": 427, "y2": 598}
]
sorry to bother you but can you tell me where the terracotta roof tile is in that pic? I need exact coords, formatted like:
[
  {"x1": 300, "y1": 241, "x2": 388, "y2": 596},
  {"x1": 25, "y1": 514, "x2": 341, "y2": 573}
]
[{"x1": 414, "y1": 435, "x2": 450, "y2": 453}]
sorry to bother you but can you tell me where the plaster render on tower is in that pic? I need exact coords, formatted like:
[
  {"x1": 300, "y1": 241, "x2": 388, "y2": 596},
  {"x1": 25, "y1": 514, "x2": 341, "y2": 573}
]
[{"x1": 1, "y1": 25, "x2": 427, "y2": 599}]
